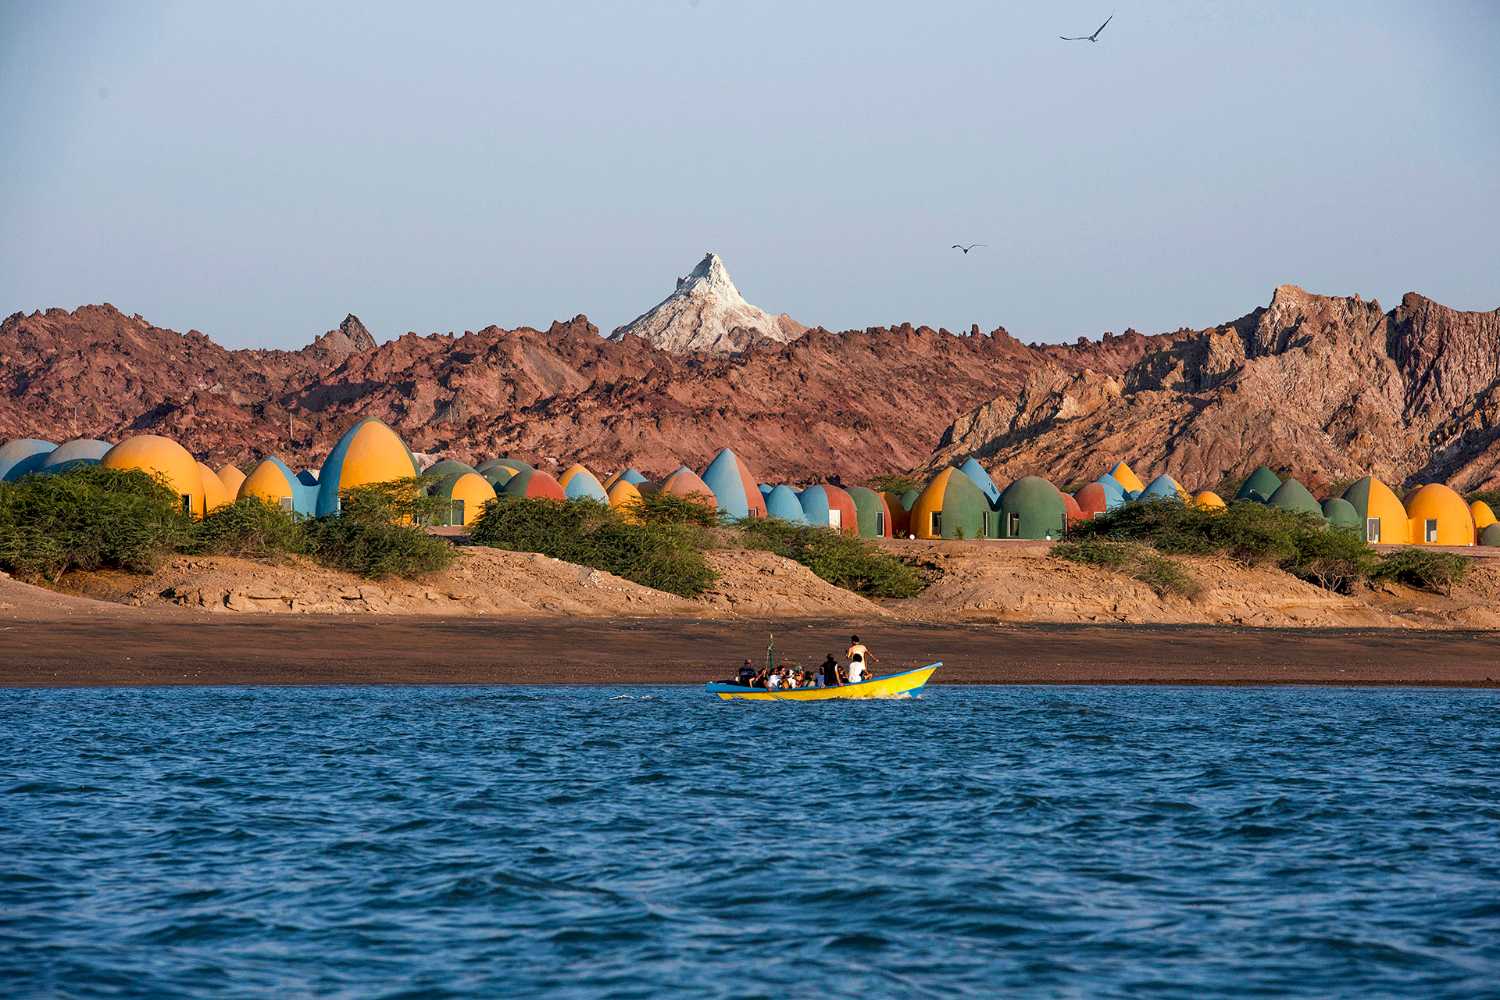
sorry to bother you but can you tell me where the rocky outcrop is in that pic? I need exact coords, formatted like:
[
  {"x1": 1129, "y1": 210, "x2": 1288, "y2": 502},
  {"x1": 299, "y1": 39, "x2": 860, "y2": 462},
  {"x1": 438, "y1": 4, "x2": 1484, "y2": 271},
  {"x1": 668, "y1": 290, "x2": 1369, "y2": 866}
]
[
  {"x1": 930, "y1": 286, "x2": 1500, "y2": 492},
  {"x1": 610, "y1": 252, "x2": 805, "y2": 354}
]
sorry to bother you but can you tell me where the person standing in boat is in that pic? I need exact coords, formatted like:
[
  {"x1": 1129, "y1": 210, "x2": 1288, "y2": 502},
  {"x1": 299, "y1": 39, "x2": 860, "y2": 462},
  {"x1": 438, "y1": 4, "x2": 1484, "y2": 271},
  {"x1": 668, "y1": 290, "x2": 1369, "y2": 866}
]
[{"x1": 845, "y1": 635, "x2": 875, "y2": 683}]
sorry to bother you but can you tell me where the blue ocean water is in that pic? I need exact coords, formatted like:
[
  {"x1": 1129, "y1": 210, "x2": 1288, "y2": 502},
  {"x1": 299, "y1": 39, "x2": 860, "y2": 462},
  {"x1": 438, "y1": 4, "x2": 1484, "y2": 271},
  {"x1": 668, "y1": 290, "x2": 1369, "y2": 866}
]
[{"x1": 2, "y1": 686, "x2": 1498, "y2": 998}]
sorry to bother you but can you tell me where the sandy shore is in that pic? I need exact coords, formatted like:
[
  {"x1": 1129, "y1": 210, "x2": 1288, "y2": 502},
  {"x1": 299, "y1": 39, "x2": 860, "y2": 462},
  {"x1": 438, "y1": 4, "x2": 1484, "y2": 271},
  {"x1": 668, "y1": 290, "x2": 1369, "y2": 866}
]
[{"x1": 4, "y1": 615, "x2": 1499, "y2": 688}]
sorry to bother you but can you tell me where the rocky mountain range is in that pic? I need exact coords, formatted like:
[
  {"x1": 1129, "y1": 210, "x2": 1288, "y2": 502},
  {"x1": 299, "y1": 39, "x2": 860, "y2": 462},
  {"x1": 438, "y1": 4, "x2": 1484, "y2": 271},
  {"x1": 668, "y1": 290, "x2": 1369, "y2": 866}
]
[{"x1": 2, "y1": 273, "x2": 1498, "y2": 490}]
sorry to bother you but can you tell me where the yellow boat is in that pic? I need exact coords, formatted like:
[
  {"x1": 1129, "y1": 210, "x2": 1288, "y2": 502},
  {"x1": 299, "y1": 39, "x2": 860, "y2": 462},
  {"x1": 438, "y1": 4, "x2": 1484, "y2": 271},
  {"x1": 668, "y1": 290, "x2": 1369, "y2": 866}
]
[{"x1": 705, "y1": 662, "x2": 940, "y2": 701}]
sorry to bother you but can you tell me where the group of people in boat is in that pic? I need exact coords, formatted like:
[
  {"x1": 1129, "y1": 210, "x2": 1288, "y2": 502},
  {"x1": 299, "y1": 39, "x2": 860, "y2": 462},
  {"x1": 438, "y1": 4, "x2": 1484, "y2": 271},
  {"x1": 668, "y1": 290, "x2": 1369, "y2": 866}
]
[{"x1": 728, "y1": 635, "x2": 877, "y2": 689}]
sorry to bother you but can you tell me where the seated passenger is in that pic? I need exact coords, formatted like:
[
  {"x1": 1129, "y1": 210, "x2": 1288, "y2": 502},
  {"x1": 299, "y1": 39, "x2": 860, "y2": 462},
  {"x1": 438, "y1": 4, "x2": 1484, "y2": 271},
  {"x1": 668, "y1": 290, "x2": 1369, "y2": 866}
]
[
  {"x1": 766, "y1": 670, "x2": 782, "y2": 690},
  {"x1": 737, "y1": 659, "x2": 756, "y2": 685},
  {"x1": 820, "y1": 654, "x2": 841, "y2": 688}
]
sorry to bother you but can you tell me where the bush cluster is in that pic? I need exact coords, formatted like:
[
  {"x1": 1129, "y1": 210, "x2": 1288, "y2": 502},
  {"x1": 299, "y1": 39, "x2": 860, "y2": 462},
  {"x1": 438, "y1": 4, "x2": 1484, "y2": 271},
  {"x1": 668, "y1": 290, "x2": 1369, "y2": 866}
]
[
  {"x1": 736, "y1": 517, "x2": 925, "y2": 599},
  {"x1": 470, "y1": 497, "x2": 718, "y2": 597},
  {"x1": 0, "y1": 469, "x2": 454, "y2": 583},
  {"x1": 1052, "y1": 537, "x2": 1202, "y2": 599},
  {"x1": 0, "y1": 466, "x2": 192, "y2": 581},
  {"x1": 1067, "y1": 499, "x2": 1469, "y2": 595}
]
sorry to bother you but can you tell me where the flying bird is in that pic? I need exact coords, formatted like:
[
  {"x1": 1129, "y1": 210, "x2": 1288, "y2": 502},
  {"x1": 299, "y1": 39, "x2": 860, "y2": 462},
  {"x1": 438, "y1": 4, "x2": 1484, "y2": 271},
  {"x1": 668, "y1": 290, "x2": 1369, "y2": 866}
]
[
  {"x1": 1061, "y1": 13, "x2": 1113, "y2": 42},
  {"x1": 951, "y1": 243, "x2": 987, "y2": 254}
]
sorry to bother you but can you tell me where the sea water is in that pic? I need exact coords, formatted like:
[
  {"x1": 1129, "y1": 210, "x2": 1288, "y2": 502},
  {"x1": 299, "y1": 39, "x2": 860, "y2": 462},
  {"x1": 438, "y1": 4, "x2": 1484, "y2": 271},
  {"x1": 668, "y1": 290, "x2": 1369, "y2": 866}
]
[{"x1": 2, "y1": 686, "x2": 1497, "y2": 998}]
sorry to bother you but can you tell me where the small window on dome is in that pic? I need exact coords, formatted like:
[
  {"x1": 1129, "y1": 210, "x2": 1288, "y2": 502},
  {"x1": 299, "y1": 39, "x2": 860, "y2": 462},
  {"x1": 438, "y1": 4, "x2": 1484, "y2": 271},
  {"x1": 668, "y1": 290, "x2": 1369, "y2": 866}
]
[
  {"x1": 1425, "y1": 518, "x2": 1438, "y2": 543},
  {"x1": 1366, "y1": 517, "x2": 1380, "y2": 543}
]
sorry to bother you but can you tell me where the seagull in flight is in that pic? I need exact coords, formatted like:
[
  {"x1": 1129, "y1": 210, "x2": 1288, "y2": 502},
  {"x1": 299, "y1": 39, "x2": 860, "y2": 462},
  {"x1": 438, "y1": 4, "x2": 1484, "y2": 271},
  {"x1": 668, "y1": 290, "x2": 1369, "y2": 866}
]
[
  {"x1": 1061, "y1": 13, "x2": 1113, "y2": 42},
  {"x1": 951, "y1": 243, "x2": 987, "y2": 254}
]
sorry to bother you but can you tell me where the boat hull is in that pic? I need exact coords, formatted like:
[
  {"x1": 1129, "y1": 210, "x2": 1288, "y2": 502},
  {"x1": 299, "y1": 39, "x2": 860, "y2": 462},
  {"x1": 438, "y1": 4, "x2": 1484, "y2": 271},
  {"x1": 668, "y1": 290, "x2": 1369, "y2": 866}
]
[{"x1": 706, "y1": 663, "x2": 939, "y2": 701}]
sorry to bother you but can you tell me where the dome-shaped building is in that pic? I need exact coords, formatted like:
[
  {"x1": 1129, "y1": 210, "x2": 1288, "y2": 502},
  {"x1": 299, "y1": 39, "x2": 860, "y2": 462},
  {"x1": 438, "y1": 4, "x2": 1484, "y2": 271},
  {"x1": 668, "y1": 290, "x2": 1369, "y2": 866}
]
[
  {"x1": 847, "y1": 486, "x2": 894, "y2": 538},
  {"x1": 998, "y1": 476, "x2": 1067, "y2": 540},
  {"x1": 1193, "y1": 491, "x2": 1227, "y2": 511},
  {"x1": 1141, "y1": 475, "x2": 1184, "y2": 503},
  {"x1": 238, "y1": 456, "x2": 318, "y2": 515},
  {"x1": 658, "y1": 466, "x2": 718, "y2": 508},
  {"x1": 910, "y1": 467, "x2": 989, "y2": 540},
  {"x1": 429, "y1": 471, "x2": 495, "y2": 526},
  {"x1": 1481, "y1": 523, "x2": 1500, "y2": 547},
  {"x1": 558, "y1": 464, "x2": 608, "y2": 502},
  {"x1": 499, "y1": 467, "x2": 567, "y2": 501},
  {"x1": 1093, "y1": 475, "x2": 1128, "y2": 509},
  {"x1": 315, "y1": 418, "x2": 418, "y2": 517},
  {"x1": 1074, "y1": 482, "x2": 1112, "y2": 518},
  {"x1": 1321, "y1": 497, "x2": 1361, "y2": 530},
  {"x1": 39, "y1": 438, "x2": 111, "y2": 474},
  {"x1": 957, "y1": 457, "x2": 1001, "y2": 505},
  {"x1": 197, "y1": 462, "x2": 231, "y2": 514},
  {"x1": 217, "y1": 464, "x2": 246, "y2": 496},
  {"x1": 0, "y1": 439, "x2": 56, "y2": 481},
  {"x1": 884, "y1": 490, "x2": 918, "y2": 537},
  {"x1": 1268, "y1": 478, "x2": 1323, "y2": 518},
  {"x1": 1061, "y1": 491, "x2": 1085, "y2": 528},
  {"x1": 606, "y1": 479, "x2": 645, "y2": 522},
  {"x1": 701, "y1": 448, "x2": 768, "y2": 521},
  {"x1": 423, "y1": 458, "x2": 477, "y2": 481},
  {"x1": 1341, "y1": 476, "x2": 1409, "y2": 544},
  {"x1": 478, "y1": 456, "x2": 531, "y2": 478},
  {"x1": 1406, "y1": 483, "x2": 1474, "y2": 546},
  {"x1": 765, "y1": 484, "x2": 808, "y2": 524},
  {"x1": 604, "y1": 467, "x2": 648, "y2": 490},
  {"x1": 1235, "y1": 466, "x2": 1282, "y2": 503},
  {"x1": 1470, "y1": 500, "x2": 1497, "y2": 533},
  {"x1": 1108, "y1": 461, "x2": 1146, "y2": 495},
  {"x1": 798, "y1": 484, "x2": 859, "y2": 535},
  {"x1": 101, "y1": 435, "x2": 207, "y2": 517}
]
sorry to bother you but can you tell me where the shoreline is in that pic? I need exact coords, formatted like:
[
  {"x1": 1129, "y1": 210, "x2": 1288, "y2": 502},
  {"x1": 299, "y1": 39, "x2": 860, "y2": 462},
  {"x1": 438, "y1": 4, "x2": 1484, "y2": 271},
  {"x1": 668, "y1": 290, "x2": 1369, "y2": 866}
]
[{"x1": 4, "y1": 616, "x2": 1498, "y2": 689}]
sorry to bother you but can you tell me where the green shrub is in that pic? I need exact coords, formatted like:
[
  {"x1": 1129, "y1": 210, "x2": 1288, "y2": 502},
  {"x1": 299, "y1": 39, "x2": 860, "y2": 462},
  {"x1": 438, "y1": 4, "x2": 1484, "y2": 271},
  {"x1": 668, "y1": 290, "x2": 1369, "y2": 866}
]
[
  {"x1": 1280, "y1": 524, "x2": 1377, "y2": 594},
  {"x1": 470, "y1": 497, "x2": 718, "y2": 597},
  {"x1": 302, "y1": 479, "x2": 456, "y2": 579},
  {"x1": 1371, "y1": 549, "x2": 1471, "y2": 596},
  {"x1": 1070, "y1": 499, "x2": 1394, "y2": 594},
  {"x1": 191, "y1": 496, "x2": 307, "y2": 560},
  {"x1": 633, "y1": 491, "x2": 720, "y2": 527},
  {"x1": 1053, "y1": 538, "x2": 1202, "y2": 599},
  {"x1": 736, "y1": 518, "x2": 926, "y2": 598},
  {"x1": 0, "y1": 466, "x2": 192, "y2": 581}
]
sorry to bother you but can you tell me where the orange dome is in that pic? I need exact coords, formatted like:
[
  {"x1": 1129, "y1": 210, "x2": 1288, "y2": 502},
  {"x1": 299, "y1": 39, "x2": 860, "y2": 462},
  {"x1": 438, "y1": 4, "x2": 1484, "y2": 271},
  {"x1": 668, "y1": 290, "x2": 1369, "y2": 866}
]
[
  {"x1": 607, "y1": 479, "x2": 645, "y2": 523},
  {"x1": 1193, "y1": 491, "x2": 1227, "y2": 510},
  {"x1": 101, "y1": 435, "x2": 207, "y2": 518},
  {"x1": 1470, "y1": 500, "x2": 1497, "y2": 531},
  {"x1": 217, "y1": 464, "x2": 246, "y2": 495}
]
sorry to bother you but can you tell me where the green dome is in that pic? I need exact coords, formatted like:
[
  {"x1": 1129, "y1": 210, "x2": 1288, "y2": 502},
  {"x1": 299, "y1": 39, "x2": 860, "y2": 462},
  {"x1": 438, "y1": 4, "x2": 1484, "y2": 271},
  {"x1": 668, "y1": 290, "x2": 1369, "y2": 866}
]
[
  {"x1": 1267, "y1": 478, "x2": 1323, "y2": 518},
  {"x1": 1481, "y1": 524, "x2": 1500, "y2": 547},
  {"x1": 997, "y1": 476, "x2": 1067, "y2": 540},
  {"x1": 1235, "y1": 466, "x2": 1282, "y2": 503},
  {"x1": 1320, "y1": 497, "x2": 1361, "y2": 530},
  {"x1": 423, "y1": 459, "x2": 475, "y2": 480}
]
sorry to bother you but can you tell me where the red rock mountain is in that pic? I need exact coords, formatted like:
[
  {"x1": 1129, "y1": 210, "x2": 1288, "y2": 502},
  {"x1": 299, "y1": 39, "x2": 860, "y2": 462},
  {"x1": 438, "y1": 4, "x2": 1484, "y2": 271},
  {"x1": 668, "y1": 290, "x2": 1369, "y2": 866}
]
[
  {"x1": 2, "y1": 286, "x2": 1497, "y2": 489},
  {"x1": 932, "y1": 286, "x2": 1500, "y2": 492}
]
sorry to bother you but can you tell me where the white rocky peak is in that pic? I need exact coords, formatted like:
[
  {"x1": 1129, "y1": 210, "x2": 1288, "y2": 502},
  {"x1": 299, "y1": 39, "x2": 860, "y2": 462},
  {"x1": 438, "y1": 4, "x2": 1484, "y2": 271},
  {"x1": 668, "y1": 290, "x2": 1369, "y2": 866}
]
[{"x1": 611, "y1": 252, "x2": 806, "y2": 355}]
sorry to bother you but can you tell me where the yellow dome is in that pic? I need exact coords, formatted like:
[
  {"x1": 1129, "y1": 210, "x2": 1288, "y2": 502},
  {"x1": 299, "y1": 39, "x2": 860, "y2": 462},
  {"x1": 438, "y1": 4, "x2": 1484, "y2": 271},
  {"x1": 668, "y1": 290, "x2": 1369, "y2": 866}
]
[
  {"x1": 101, "y1": 435, "x2": 206, "y2": 519},
  {"x1": 1193, "y1": 490, "x2": 1226, "y2": 510},
  {"x1": 1406, "y1": 484, "x2": 1474, "y2": 546},
  {"x1": 606, "y1": 479, "x2": 644, "y2": 523},
  {"x1": 1471, "y1": 500, "x2": 1497, "y2": 531},
  {"x1": 238, "y1": 457, "x2": 297, "y2": 508},
  {"x1": 441, "y1": 472, "x2": 495, "y2": 526},
  {"x1": 1110, "y1": 461, "x2": 1145, "y2": 494},
  {"x1": 1167, "y1": 475, "x2": 1190, "y2": 500},
  {"x1": 217, "y1": 464, "x2": 246, "y2": 495},
  {"x1": 197, "y1": 461, "x2": 230, "y2": 514}
]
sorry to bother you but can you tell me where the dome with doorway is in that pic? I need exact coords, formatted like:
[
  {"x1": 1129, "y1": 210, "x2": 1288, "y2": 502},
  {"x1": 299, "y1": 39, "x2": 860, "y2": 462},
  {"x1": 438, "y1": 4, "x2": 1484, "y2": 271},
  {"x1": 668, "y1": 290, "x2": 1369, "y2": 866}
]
[
  {"x1": 797, "y1": 485, "x2": 858, "y2": 535},
  {"x1": 239, "y1": 456, "x2": 317, "y2": 516},
  {"x1": 847, "y1": 486, "x2": 894, "y2": 538},
  {"x1": 909, "y1": 468, "x2": 989, "y2": 540},
  {"x1": 701, "y1": 448, "x2": 768, "y2": 520},
  {"x1": 998, "y1": 476, "x2": 1067, "y2": 540},
  {"x1": 1340, "y1": 476, "x2": 1408, "y2": 544},
  {"x1": 1405, "y1": 484, "x2": 1474, "y2": 546},
  {"x1": 101, "y1": 435, "x2": 207, "y2": 518},
  {"x1": 428, "y1": 471, "x2": 495, "y2": 526}
]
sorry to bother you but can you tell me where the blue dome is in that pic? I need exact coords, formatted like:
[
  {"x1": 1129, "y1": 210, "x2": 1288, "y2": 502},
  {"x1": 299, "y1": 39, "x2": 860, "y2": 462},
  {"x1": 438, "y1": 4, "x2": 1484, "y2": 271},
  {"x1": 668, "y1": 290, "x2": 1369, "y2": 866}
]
[
  {"x1": 0, "y1": 439, "x2": 57, "y2": 481},
  {"x1": 958, "y1": 457, "x2": 1001, "y2": 504},
  {"x1": 39, "y1": 438, "x2": 111, "y2": 474},
  {"x1": 765, "y1": 485, "x2": 806, "y2": 524},
  {"x1": 1140, "y1": 475, "x2": 1182, "y2": 502}
]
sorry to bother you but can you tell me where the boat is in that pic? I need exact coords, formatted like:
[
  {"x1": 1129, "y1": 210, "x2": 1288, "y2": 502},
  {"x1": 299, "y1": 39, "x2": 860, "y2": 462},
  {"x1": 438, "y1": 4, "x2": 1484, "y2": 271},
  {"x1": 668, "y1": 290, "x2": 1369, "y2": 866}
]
[{"x1": 705, "y1": 662, "x2": 940, "y2": 701}]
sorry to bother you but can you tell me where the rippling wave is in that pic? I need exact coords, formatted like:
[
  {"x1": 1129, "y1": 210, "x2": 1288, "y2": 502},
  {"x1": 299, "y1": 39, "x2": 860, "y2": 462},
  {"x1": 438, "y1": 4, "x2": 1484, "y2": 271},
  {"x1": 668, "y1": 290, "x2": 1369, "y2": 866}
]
[{"x1": 2, "y1": 686, "x2": 1498, "y2": 997}]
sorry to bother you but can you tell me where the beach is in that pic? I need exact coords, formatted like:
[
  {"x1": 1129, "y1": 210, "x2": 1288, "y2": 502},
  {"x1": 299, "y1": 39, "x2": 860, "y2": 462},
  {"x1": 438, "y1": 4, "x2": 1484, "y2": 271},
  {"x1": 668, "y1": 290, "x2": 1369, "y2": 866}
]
[{"x1": 4, "y1": 611, "x2": 1499, "y2": 688}]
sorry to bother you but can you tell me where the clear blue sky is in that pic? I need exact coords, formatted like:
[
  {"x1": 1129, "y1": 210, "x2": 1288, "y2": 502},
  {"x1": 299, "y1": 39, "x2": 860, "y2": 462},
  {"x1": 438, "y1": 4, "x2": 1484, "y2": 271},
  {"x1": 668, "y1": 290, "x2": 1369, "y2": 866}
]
[{"x1": 3, "y1": 1, "x2": 1497, "y2": 349}]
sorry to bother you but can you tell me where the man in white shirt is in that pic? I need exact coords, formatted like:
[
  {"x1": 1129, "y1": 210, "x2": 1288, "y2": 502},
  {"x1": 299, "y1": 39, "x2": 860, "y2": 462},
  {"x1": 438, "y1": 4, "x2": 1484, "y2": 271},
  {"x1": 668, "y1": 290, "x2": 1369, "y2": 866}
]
[{"x1": 845, "y1": 635, "x2": 874, "y2": 683}]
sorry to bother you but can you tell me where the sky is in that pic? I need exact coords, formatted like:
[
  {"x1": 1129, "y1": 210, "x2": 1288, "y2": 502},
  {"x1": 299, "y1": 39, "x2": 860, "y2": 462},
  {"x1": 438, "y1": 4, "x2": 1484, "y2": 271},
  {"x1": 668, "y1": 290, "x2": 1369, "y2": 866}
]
[{"x1": 2, "y1": 1, "x2": 1497, "y2": 350}]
